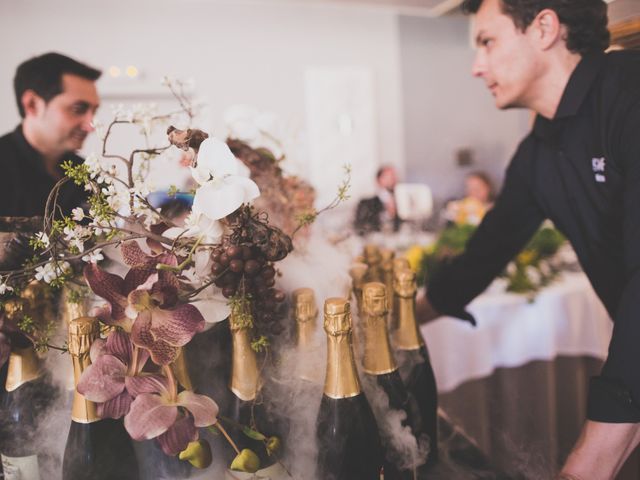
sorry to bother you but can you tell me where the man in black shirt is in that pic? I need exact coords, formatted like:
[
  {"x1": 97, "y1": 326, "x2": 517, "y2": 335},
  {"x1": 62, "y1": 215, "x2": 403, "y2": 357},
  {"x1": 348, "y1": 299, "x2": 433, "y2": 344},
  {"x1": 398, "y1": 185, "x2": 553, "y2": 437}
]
[
  {"x1": 0, "y1": 52, "x2": 101, "y2": 217},
  {"x1": 420, "y1": 0, "x2": 640, "y2": 477}
]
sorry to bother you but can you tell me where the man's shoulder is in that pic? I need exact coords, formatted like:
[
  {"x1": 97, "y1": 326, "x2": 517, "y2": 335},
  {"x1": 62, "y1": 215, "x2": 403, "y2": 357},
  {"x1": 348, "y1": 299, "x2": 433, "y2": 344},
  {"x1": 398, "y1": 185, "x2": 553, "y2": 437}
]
[
  {"x1": 602, "y1": 50, "x2": 640, "y2": 99},
  {"x1": 0, "y1": 128, "x2": 24, "y2": 168}
]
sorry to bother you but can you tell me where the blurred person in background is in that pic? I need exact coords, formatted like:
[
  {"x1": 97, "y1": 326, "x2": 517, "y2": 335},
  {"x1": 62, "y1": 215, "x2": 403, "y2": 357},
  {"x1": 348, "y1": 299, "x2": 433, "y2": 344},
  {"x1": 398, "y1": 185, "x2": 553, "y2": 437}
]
[
  {"x1": 417, "y1": 0, "x2": 640, "y2": 478},
  {"x1": 354, "y1": 165, "x2": 401, "y2": 234},
  {"x1": 0, "y1": 52, "x2": 101, "y2": 217},
  {"x1": 443, "y1": 171, "x2": 496, "y2": 225}
]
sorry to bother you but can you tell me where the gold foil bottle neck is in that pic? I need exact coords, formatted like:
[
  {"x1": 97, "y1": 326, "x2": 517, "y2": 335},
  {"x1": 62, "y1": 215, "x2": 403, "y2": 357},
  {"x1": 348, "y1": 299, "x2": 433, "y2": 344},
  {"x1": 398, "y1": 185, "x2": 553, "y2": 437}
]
[
  {"x1": 293, "y1": 288, "x2": 318, "y2": 323},
  {"x1": 361, "y1": 282, "x2": 397, "y2": 375},
  {"x1": 363, "y1": 245, "x2": 381, "y2": 265},
  {"x1": 61, "y1": 283, "x2": 91, "y2": 326},
  {"x1": 392, "y1": 269, "x2": 423, "y2": 350},
  {"x1": 68, "y1": 316, "x2": 100, "y2": 356},
  {"x1": 68, "y1": 317, "x2": 100, "y2": 423},
  {"x1": 394, "y1": 268, "x2": 418, "y2": 298},
  {"x1": 380, "y1": 248, "x2": 394, "y2": 265},
  {"x1": 349, "y1": 263, "x2": 368, "y2": 290},
  {"x1": 323, "y1": 298, "x2": 352, "y2": 336},
  {"x1": 349, "y1": 263, "x2": 368, "y2": 315},
  {"x1": 229, "y1": 310, "x2": 260, "y2": 402},
  {"x1": 393, "y1": 257, "x2": 410, "y2": 273},
  {"x1": 323, "y1": 298, "x2": 361, "y2": 399},
  {"x1": 293, "y1": 288, "x2": 318, "y2": 352},
  {"x1": 5, "y1": 346, "x2": 42, "y2": 392}
]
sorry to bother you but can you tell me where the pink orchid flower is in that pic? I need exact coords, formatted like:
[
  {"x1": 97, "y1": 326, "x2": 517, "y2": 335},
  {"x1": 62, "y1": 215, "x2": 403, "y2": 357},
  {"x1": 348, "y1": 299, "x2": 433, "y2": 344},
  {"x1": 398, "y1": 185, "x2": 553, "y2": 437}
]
[
  {"x1": 124, "y1": 373, "x2": 219, "y2": 455},
  {"x1": 84, "y1": 241, "x2": 205, "y2": 365},
  {"x1": 83, "y1": 241, "x2": 180, "y2": 331},
  {"x1": 77, "y1": 330, "x2": 152, "y2": 419}
]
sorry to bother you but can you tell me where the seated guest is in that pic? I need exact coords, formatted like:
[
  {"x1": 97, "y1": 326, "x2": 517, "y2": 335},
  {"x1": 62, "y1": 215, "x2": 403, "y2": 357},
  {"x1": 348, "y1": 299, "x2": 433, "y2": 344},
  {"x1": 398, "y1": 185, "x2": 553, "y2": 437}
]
[
  {"x1": 354, "y1": 165, "x2": 401, "y2": 234},
  {"x1": 443, "y1": 171, "x2": 495, "y2": 226},
  {"x1": 0, "y1": 52, "x2": 101, "y2": 217}
]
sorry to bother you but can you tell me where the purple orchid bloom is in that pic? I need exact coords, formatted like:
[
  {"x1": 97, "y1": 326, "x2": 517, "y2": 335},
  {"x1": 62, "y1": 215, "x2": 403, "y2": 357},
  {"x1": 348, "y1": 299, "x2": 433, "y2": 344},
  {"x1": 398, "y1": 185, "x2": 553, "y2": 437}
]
[
  {"x1": 124, "y1": 373, "x2": 219, "y2": 455},
  {"x1": 83, "y1": 241, "x2": 180, "y2": 330},
  {"x1": 84, "y1": 241, "x2": 205, "y2": 365},
  {"x1": 77, "y1": 330, "x2": 152, "y2": 419}
]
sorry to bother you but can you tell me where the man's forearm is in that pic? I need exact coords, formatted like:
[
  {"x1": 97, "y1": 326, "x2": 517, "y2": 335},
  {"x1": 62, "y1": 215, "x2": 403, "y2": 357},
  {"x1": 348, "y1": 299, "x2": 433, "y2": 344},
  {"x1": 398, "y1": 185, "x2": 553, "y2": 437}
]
[{"x1": 559, "y1": 420, "x2": 640, "y2": 480}]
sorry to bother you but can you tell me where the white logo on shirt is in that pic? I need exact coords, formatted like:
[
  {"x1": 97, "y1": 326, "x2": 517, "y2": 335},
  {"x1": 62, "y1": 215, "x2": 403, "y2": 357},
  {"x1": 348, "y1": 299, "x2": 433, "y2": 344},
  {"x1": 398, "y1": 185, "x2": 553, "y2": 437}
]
[{"x1": 592, "y1": 157, "x2": 606, "y2": 183}]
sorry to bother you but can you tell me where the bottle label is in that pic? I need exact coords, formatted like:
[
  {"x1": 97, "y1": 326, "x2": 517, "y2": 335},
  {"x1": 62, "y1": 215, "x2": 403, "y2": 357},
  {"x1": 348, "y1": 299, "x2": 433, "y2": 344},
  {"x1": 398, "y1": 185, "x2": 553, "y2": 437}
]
[
  {"x1": 1, "y1": 453, "x2": 41, "y2": 480},
  {"x1": 225, "y1": 462, "x2": 288, "y2": 479}
]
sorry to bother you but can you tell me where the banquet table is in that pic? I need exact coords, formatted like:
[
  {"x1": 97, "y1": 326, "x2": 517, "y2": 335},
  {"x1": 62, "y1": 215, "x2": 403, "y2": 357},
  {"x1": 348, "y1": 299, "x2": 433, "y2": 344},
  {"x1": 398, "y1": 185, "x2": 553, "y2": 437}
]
[
  {"x1": 419, "y1": 272, "x2": 632, "y2": 477},
  {"x1": 421, "y1": 272, "x2": 612, "y2": 394}
]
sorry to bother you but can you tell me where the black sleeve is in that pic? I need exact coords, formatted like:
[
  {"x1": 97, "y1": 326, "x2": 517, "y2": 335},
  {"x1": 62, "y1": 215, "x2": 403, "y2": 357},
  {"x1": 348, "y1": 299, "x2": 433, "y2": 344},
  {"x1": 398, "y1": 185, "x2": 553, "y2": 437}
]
[
  {"x1": 588, "y1": 103, "x2": 640, "y2": 422},
  {"x1": 426, "y1": 140, "x2": 545, "y2": 323},
  {"x1": 354, "y1": 198, "x2": 380, "y2": 235}
]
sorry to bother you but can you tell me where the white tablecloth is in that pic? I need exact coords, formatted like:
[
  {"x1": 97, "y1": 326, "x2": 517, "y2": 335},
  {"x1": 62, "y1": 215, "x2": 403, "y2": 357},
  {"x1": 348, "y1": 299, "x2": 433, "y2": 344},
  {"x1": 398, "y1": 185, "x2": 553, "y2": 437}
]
[{"x1": 420, "y1": 272, "x2": 613, "y2": 393}]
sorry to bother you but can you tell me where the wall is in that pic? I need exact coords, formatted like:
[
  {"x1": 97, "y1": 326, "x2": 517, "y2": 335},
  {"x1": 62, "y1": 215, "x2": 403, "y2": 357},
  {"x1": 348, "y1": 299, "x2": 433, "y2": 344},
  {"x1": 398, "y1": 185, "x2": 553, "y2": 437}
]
[
  {"x1": 399, "y1": 14, "x2": 530, "y2": 204},
  {"x1": 0, "y1": 0, "x2": 404, "y2": 200}
]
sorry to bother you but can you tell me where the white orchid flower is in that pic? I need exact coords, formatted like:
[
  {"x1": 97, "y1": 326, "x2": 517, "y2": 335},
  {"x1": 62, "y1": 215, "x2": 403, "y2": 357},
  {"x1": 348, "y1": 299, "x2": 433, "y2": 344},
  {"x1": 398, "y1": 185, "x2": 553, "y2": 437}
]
[
  {"x1": 191, "y1": 138, "x2": 260, "y2": 221},
  {"x1": 164, "y1": 211, "x2": 224, "y2": 245},
  {"x1": 191, "y1": 287, "x2": 232, "y2": 325}
]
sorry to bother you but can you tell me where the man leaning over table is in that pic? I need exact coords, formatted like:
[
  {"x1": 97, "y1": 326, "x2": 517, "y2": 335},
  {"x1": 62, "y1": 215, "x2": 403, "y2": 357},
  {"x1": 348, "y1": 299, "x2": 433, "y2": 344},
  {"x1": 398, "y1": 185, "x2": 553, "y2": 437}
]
[
  {"x1": 416, "y1": 0, "x2": 640, "y2": 478},
  {"x1": 0, "y1": 52, "x2": 101, "y2": 217}
]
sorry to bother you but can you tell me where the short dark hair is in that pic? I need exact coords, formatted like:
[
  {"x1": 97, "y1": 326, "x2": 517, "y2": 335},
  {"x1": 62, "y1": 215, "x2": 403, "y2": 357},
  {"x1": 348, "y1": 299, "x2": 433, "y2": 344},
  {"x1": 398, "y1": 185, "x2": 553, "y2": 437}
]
[
  {"x1": 376, "y1": 165, "x2": 395, "y2": 181},
  {"x1": 467, "y1": 170, "x2": 496, "y2": 201},
  {"x1": 462, "y1": 0, "x2": 610, "y2": 55},
  {"x1": 13, "y1": 52, "x2": 101, "y2": 118}
]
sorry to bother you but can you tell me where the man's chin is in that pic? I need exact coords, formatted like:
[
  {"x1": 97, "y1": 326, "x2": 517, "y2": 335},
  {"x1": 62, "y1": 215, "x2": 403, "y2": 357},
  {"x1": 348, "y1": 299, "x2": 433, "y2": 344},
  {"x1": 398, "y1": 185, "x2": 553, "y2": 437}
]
[{"x1": 67, "y1": 138, "x2": 86, "y2": 152}]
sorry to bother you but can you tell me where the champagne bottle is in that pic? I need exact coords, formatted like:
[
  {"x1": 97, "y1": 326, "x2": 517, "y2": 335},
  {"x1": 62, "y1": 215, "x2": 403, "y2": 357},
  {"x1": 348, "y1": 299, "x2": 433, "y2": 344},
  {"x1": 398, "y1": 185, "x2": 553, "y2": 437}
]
[
  {"x1": 348, "y1": 262, "x2": 368, "y2": 317},
  {"x1": 362, "y1": 282, "x2": 427, "y2": 479},
  {"x1": 363, "y1": 245, "x2": 382, "y2": 282},
  {"x1": 292, "y1": 288, "x2": 320, "y2": 383},
  {"x1": 0, "y1": 344, "x2": 54, "y2": 480},
  {"x1": 62, "y1": 317, "x2": 139, "y2": 480},
  {"x1": 1, "y1": 281, "x2": 57, "y2": 480},
  {"x1": 379, "y1": 248, "x2": 396, "y2": 330},
  {"x1": 222, "y1": 301, "x2": 286, "y2": 479},
  {"x1": 316, "y1": 298, "x2": 383, "y2": 480},
  {"x1": 392, "y1": 269, "x2": 438, "y2": 466}
]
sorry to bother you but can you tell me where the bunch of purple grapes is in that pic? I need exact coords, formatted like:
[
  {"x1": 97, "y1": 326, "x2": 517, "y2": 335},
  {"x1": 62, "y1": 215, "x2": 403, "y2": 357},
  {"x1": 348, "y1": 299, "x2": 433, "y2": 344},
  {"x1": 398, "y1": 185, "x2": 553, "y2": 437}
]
[{"x1": 210, "y1": 242, "x2": 286, "y2": 333}]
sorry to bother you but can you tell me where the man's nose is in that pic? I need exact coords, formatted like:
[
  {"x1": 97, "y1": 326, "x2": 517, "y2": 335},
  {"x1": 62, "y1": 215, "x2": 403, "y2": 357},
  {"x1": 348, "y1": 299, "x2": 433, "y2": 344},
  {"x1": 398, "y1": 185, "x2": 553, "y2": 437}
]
[
  {"x1": 82, "y1": 112, "x2": 96, "y2": 132},
  {"x1": 471, "y1": 50, "x2": 486, "y2": 78}
]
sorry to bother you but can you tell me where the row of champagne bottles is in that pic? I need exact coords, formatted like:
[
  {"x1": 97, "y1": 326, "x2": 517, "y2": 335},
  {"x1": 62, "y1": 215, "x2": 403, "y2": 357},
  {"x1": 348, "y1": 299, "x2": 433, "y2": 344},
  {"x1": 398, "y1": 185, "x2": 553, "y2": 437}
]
[
  {"x1": 312, "y1": 244, "x2": 438, "y2": 480},
  {"x1": 0, "y1": 246, "x2": 436, "y2": 480}
]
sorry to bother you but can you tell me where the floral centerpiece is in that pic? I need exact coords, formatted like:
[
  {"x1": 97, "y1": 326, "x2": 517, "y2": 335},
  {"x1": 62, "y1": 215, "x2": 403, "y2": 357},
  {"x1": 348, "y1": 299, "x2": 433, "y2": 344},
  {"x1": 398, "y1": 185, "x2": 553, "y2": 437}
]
[{"x1": 0, "y1": 83, "x2": 347, "y2": 474}]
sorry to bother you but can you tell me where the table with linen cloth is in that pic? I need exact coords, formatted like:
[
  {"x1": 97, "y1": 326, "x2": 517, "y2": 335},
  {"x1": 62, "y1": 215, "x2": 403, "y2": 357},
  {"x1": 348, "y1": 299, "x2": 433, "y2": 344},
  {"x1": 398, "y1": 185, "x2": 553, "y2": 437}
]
[{"x1": 420, "y1": 272, "x2": 625, "y2": 476}]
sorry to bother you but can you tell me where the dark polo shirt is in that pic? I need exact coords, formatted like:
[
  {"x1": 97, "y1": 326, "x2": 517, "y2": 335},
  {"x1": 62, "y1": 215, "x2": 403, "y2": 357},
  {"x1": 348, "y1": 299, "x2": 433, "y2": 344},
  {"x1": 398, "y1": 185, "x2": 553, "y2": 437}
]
[
  {"x1": 0, "y1": 125, "x2": 87, "y2": 217},
  {"x1": 427, "y1": 50, "x2": 640, "y2": 422}
]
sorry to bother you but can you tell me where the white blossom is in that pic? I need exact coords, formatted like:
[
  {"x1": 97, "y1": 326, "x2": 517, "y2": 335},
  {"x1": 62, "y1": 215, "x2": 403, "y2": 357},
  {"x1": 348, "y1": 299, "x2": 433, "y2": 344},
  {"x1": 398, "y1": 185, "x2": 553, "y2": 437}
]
[
  {"x1": 84, "y1": 153, "x2": 102, "y2": 179},
  {"x1": 72, "y1": 208, "x2": 85, "y2": 222},
  {"x1": 35, "y1": 232, "x2": 50, "y2": 248},
  {"x1": 82, "y1": 249, "x2": 104, "y2": 264},
  {"x1": 0, "y1": 280, "x2": 14, "y2": 295},
  {"x1": 34, "y1": 260, "x2": 71, "y2": 284}
]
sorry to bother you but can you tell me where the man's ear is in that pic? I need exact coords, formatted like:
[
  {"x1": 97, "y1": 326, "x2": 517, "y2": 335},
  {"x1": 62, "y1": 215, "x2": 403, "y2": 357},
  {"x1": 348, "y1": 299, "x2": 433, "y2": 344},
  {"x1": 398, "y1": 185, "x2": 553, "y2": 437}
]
[
  {"x1": 21, "y1": 90, "x2": 44, "y2": 118},
  {"x1": 531, "y1": 8, "x2": 563, "y2": 51}
]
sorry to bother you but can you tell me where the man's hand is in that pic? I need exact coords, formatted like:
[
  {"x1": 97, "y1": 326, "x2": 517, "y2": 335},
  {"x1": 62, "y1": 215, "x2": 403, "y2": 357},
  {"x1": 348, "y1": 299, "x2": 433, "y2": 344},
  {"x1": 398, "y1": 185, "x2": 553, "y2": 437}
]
[
  {"x1": 559, "y1": 420, "x2": 640, "y2": 480},
  {"x1": 415, "y1": 291, "x2": 441, "y2": 325}
]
